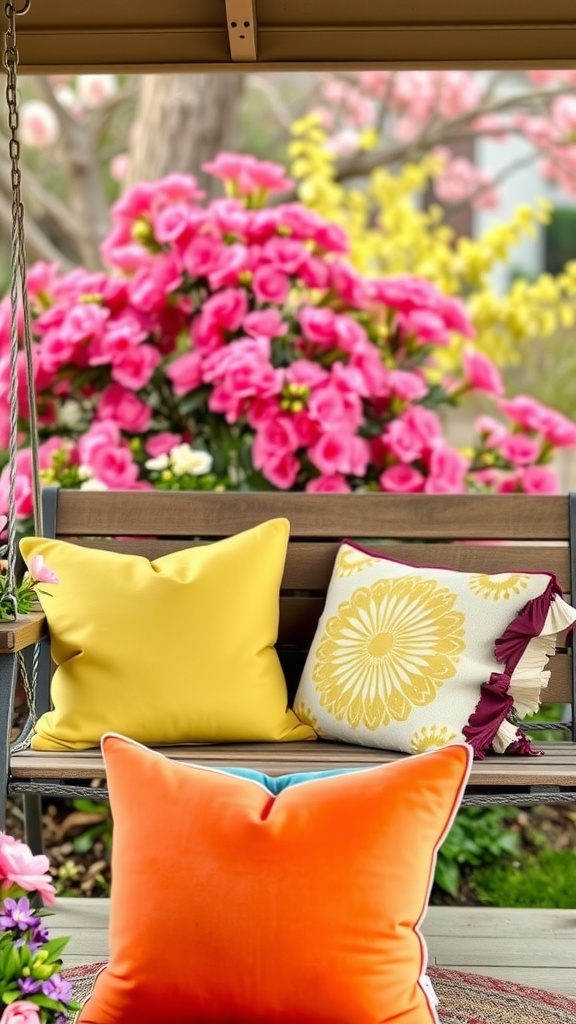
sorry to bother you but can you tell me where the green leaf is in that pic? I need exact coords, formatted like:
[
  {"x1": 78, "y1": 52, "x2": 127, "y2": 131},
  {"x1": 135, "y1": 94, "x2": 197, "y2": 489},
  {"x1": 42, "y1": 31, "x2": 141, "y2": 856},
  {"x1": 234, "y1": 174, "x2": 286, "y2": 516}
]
[
  {"x1": 42, "y1": 935, "x2": 70, "y2": 961},
  {"x1": 434, "y1": 858, "x2": 461, "y2": 897}
]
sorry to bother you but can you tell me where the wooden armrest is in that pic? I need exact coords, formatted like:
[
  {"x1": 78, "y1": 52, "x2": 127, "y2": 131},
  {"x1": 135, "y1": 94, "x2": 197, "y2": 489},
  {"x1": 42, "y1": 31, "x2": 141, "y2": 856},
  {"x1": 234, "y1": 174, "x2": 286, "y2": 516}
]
[{"x1": 0, "y1": 612, "x2": 47, "y2": 653}]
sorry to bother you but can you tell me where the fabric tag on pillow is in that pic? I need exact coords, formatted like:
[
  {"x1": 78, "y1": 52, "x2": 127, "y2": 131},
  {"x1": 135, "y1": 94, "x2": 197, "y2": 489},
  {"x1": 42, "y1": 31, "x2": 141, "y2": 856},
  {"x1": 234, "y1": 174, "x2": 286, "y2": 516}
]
[{"x1": 421, "y1": 975, "x2": 439, "y2": 1007}]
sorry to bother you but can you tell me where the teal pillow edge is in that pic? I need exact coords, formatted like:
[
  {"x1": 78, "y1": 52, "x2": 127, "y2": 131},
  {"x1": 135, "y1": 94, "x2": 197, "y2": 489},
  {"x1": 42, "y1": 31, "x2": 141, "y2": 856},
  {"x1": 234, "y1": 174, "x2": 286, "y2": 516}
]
[{"x1": 220, "y1": 765, "x2": 369, "y2": 795}]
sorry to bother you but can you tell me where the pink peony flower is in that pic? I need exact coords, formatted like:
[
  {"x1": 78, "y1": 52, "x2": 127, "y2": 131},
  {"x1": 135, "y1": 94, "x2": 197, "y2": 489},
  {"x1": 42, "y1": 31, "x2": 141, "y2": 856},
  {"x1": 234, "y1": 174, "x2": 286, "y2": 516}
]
[
  {"x1": 88, "y1": 446, "x2": 140, "y2": 489},
  {"x1": 499, "y1": 395, "x2": 550, "y2": 433},
  {"x1": 463, "y1": 349, "x2": 504, "y2": 396},
  {"x1": 475, "y1": 416, "x2": 508, "y2": 447},
  {"x1": 183, "y1": 236, "x2": 224, "y2": 278},
  {"x1": 308, "y1": 382, "x2": 364, "y2": 433},
  {"x1": 519, "y1": 466, "x2": 560, "y2": 494},
  {"x1": 97, "y1": 384, "x2": 152, "y2": 433},
  {"x1": 500, "y1": 434, "x2": 540, "y2": 466},
  {"x1": 252, "y1": 266, "x2": 290, "y2": 305},
  {"x1": 202, "y1": 288, "x2": 248, "y2": 332},
  {"x1": 166, "y1": 351, "x2": 204, "y2": 396},
  {"x1": 243, "y1": 309, "x2": 287, "y2": 339},
  {"x1": 208, "y1": 243, "x2": 251, "y2": 291},
  {"x1": 379, "y1": 464, "x2": 425, "y2": 492},
  {"x1": 77, "y1": 420, "x2": 120, "y2": 466},
  {"x1": 385, "y1": 406, "x2": 443, "y2": 463},
  {"x1": 253, "y1": 415, "x2": 299, "y2": 463},
  {"x1": 397, "y1": 308, "x2": 450, "y2": 346},
  {"x1": 424, "y1": 445, "x2": 468, "y2": 493},
  {"x1": 540, "y1": 408, "x2": 576, "y2": 448},
  {"x1": 145, "y1": 432, "x2": 183, "y2": 457},
  {"x1": 0, "y1": 834, "x2": 55, "y2": 905},
  {"x1": 308, "y1": 432, "x2": 370, "y2": 477},
  {"x1": 202, "y1": 153, "x2": 293, "y2": 197},
  {"x1": 388, "y1": 370, "x2": 428, "y2": 401},
  {"x1": 258, "y1": 450, "x2": 300, "y2": 489},
  {"x1": 111, "y1": 344, "x2": 161, "y2": 390},
  {"x1": 28, "y1": 555, "x2": 58, "y2": 585},
  {"x1": 299, "y1": 307, "x2": 337, "y2": 346},
  {"x1": 306, "y1": 474, "x2": 351, "y2": 493},
  {"x1": 0, "y1": 1001, "x2": 42, "y2": 1023}
]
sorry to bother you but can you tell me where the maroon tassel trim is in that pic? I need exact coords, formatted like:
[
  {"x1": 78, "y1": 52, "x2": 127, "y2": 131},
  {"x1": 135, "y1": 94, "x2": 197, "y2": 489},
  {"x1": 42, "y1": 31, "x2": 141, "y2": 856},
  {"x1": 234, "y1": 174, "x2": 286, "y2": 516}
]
[{"x1": 464, "y1": 575, "x2": 561, "y2": 759}]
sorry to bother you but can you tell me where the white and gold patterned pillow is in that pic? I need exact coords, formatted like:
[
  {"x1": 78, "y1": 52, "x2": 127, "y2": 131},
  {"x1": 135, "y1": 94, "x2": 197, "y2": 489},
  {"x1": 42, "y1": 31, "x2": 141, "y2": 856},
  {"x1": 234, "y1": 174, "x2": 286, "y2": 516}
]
[{"x1": 294, "y1": 543, "x2": 576, "y2": 758}]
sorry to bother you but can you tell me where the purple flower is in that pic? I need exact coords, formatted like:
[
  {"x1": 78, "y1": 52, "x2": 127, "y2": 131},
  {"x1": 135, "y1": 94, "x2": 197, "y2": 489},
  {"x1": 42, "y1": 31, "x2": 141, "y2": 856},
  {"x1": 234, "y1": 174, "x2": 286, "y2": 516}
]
[
  {"x1": 28, "y1": 918, "x2": 49, "y2": 951},
  {"x1": 0, "y1": 897, "x2": 37, "y2": 931},
  {"x1": 41, "y1": 973, "x2": 73, "y2": 1003},
  {"x1": 18, "y1": 976, "x2": 42, "y2": 995}
]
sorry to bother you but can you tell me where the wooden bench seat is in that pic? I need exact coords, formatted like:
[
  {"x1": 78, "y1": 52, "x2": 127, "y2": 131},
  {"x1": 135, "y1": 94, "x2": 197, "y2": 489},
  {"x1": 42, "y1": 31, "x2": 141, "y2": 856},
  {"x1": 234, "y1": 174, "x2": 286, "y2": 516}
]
[
  {"x1": 8, "y1": 742, "x2": 576, "y2": 800},
  {"x1": 2, "y1": 488, "x2": 576, "y2": 849}
]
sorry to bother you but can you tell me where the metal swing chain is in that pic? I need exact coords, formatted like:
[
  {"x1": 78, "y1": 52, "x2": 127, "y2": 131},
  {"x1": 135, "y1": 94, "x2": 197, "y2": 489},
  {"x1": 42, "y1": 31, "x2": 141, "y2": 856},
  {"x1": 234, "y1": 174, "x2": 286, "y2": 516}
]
[{"x1": 3, "y1": 0, "x2": 42, "y2": 738}]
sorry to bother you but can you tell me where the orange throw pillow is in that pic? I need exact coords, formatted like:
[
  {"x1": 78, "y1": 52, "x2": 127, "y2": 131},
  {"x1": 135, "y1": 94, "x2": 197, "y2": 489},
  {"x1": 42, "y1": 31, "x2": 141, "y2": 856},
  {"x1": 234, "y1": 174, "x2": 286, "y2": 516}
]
[{"x1": 79, "y1": 736, "x2": 471, "y2": 1024}]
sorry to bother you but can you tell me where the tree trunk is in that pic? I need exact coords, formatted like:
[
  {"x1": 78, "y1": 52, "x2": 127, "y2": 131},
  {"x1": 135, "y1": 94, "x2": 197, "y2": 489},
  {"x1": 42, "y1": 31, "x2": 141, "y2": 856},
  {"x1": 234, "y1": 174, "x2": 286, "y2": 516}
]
[{"x1": 125, "y1": 74, "x2": 246, "y2": 198}]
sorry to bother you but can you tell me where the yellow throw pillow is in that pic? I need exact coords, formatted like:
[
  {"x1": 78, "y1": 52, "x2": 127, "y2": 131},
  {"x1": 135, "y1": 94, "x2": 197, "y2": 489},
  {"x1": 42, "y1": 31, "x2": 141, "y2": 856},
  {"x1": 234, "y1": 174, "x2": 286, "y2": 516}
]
[{"x1": 21, "y1": 519, "x2": 315, "y2": 751}]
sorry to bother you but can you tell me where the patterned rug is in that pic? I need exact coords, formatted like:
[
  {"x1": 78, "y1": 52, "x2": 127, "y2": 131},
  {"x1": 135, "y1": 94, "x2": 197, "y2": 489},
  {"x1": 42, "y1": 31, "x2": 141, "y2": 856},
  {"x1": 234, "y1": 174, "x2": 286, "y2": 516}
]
[{"x1": 63, "y1": 962, "x2": 576, "y2": 1023}]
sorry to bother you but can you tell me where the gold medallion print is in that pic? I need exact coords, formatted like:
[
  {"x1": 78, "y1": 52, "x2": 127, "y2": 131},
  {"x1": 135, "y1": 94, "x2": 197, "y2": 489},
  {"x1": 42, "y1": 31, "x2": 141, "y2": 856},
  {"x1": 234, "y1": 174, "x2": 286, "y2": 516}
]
[
  {"x1": 410, "y1": 725, "x2": 458, "y2": 754},
  {"x1": 313, "y1": 577, "x2": 465, "y2": 730},
  {"x1": 335, "y1": 545, "x2": 382, "y2": 577},
  {"x1": 293, "y1": 702, "x2": 322, "y2": 736},
  {"x1": 469, "y1": 573, "x2": 530, "y2": 600}
]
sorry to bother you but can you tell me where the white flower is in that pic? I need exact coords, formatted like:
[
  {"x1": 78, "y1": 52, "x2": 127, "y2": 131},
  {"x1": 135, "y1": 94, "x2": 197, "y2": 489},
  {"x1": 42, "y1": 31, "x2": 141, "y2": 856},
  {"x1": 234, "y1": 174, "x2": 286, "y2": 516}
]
[
  {"x1": 20, "y1": 101, "x2": 59, "y2": 148},
  {"x1": 145, "y1": 454, "x2": 170, "y2": 472},
  {"x1": 58, "y1": 400, "x2": 84, "y2": 430},
  {"x1": 80, "y1": 478, "x2": 108, "y2": 491},
  {"x1": 77, "y1": 465, "x2": 93, "y2": 481},
  {"x1": 76, "y1": 74, "x2": 118, "y2": 109},
  {"x1": 169, "y1": 445, "x2": 213, "y2": 477}
]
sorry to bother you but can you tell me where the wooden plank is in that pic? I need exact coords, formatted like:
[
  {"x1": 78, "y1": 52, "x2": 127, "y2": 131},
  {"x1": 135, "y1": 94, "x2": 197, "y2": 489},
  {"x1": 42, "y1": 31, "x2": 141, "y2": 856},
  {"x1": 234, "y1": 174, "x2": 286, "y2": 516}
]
[
  {"x1": 52, "y1": 492, "x2": 570, "y2": 542},
  {"x1": 0, "y1": 613, "x2": 47, "y2": 653},
  {"x1": 429, "y1": 936, "x2": 576, "y2": 967},
  {"x1": 425, "y1": 906, "x2": 576, "y2": 936},
  {"x1": 16, "y1": 0, "x2": 576, "y2": 74},
  {"x1": 11, "y1": 741, "x2": 576, "y2": 785},
  {"x1": 75, "y1": 539, "x2": 572, "y2": 592}
]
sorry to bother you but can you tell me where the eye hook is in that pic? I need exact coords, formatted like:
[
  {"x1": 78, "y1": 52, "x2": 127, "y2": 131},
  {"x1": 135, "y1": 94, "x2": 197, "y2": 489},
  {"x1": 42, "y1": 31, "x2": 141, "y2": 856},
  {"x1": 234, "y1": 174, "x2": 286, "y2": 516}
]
[{"x1": 12, "y1": 0, "x2": 31, "y2": 15}]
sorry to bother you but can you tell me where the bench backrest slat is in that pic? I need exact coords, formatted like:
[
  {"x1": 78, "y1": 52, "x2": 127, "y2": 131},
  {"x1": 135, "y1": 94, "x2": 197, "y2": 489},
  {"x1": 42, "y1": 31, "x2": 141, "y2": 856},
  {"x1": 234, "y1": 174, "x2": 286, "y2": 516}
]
[{"x1": 52, "y1": 491, "x2": 568, "y2": 541}]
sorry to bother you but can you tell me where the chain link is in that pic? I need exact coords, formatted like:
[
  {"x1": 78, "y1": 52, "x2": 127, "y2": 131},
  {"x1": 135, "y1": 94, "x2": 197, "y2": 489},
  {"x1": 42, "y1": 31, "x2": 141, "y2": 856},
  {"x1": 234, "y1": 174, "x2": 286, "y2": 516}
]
[{"x1": 3, "y1": 1, "x2": 39, "y2": 738}]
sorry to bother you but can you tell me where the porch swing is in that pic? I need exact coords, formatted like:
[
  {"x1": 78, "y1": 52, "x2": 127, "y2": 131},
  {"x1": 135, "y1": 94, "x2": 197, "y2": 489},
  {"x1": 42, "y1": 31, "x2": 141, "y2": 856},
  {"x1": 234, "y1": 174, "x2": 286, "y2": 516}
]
[{"x1": 2, "y1": 0, "x2": 576, "y2": 864}]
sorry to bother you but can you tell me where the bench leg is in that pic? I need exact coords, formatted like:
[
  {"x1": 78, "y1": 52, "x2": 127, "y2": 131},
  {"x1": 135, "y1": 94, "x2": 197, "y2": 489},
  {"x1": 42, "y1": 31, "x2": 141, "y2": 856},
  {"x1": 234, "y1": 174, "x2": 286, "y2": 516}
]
[
  {"x1": 23, "y1": 794, "x2": 44, "y2": 855},
  {"x1": 0, "y1": 653, "x2": 18, "y2": 833}
]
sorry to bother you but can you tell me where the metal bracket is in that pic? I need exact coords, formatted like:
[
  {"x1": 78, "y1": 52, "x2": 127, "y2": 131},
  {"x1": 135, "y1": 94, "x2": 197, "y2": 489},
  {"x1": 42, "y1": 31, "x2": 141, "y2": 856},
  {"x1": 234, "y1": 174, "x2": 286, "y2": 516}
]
[{"x1": 224, "y1": 0, "x2": 257, "y2": 61}]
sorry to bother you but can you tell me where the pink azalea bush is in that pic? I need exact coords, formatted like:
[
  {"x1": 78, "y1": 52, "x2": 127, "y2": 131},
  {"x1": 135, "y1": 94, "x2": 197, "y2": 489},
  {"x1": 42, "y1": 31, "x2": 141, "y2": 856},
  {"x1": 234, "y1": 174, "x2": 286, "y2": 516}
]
[{"x1": 1, "y1": 153, "x2": 575, "y2": 517}]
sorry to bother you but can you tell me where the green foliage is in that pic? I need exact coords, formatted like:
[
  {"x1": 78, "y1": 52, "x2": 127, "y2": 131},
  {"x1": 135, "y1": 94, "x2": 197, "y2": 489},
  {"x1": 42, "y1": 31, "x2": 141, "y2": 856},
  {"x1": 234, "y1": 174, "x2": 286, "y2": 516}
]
[
  {"x1": 70, "y1": 798, "x2": 112, "y2": 857},
  {"x1": 503, "y1": 329, "x2": 576, "y2": 419},
  {"x1": 545, "y1": 207, "x2": 576, "y2": 276},
  {"x1": 473, "y1": 848, "x2": 576, "y2": 908},
  {"x1": 434, "y1": 806, "x2": 520, "y2": 898},
  {"x1": 522, "y1": 702, "x2": 570, "y2": 744}
]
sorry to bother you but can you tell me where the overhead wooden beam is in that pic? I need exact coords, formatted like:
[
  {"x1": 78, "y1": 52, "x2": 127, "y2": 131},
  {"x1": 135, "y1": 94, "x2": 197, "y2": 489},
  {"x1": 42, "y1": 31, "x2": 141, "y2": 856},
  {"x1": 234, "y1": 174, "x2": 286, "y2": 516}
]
[
  {"x1": 224, "y1": 0, "x2": 257, "y2": 62},
  {"x1": 10, "y1": 0, "x2": 576, "y2": 73}
]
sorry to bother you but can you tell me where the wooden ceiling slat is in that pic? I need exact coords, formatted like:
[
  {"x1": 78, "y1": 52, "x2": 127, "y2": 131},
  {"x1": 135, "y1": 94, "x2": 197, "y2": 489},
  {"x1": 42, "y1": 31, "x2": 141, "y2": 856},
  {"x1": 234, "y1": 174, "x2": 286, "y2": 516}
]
[{"x1": 14, "y1": 1, "x2": 576, "y2": 72}]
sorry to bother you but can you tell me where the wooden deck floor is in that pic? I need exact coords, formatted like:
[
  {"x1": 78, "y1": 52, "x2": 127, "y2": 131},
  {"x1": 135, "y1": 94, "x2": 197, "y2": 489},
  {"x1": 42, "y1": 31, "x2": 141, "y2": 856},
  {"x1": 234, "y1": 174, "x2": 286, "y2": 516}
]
[{"x1": 51, "y1": 899, "x2": 576, "y2": 998}]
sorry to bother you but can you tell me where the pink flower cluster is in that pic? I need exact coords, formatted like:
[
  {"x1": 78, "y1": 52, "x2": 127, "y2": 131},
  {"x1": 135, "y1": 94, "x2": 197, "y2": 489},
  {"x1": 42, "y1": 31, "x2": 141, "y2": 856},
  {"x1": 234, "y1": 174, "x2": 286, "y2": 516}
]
[
  {"x1": 1, "y1": 155, "x2": 575, "y2": 514},
  {"x1": 315, "y1": 70, "x2": 576, "y2": 204}
]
